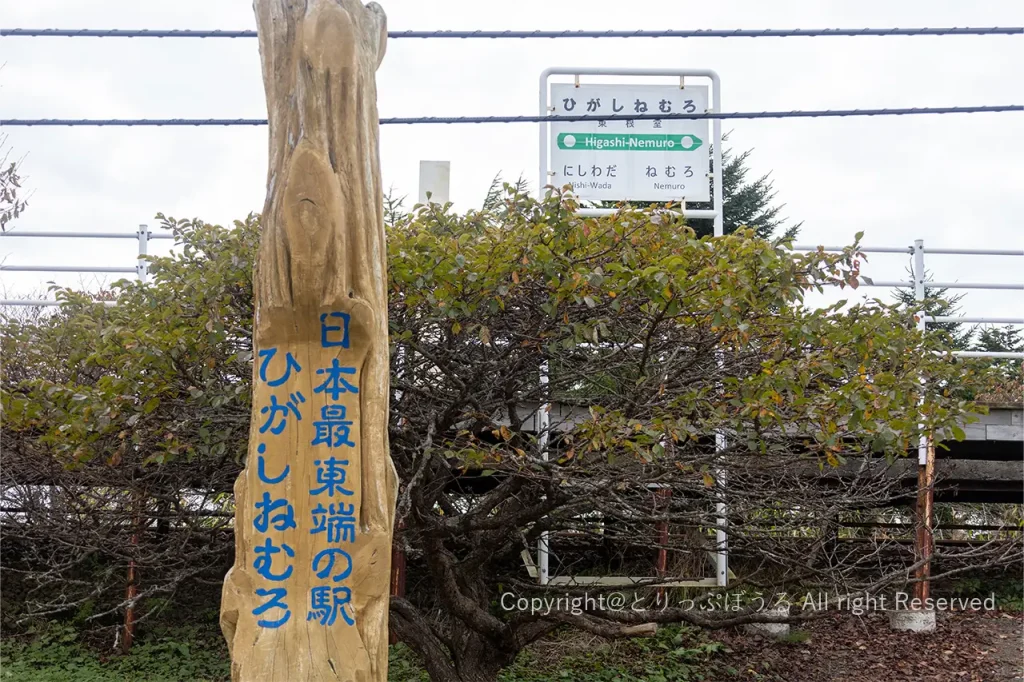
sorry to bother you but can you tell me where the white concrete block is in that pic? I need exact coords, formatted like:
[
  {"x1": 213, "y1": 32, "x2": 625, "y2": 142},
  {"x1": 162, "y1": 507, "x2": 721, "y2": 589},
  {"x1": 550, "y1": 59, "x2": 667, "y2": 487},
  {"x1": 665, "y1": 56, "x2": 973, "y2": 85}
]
[
  {"x1": 744, "y1": 605, "x2": 790, "y2": 638},
  {"x1": 888, "y1": 609, "x2": 936, "y2": 633}
]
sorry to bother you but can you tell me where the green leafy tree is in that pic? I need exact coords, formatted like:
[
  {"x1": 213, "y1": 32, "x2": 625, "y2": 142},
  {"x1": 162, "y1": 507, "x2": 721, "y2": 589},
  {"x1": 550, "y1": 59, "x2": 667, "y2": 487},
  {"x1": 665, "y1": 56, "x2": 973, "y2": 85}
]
[
  {"x1": 1, "y1": 216, "x2": 259, "y2": 634},
  {"x1": 3, "y1": 190, "x2": 1012, "y2": 682},
  {"x1": 380, "y1": 189, "x2": 1007, "y2": 680}
]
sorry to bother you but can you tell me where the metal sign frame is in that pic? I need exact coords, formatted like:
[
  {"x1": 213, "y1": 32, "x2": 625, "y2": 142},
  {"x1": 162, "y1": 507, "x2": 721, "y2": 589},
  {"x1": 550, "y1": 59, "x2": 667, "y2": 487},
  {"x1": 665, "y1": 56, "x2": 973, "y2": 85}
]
[
  {"x1": 536, "y1": 68, "x2": 726, "y2": 589},
  {"x1": 539, "y1": 67, "x2": 724, "y2": 237}
]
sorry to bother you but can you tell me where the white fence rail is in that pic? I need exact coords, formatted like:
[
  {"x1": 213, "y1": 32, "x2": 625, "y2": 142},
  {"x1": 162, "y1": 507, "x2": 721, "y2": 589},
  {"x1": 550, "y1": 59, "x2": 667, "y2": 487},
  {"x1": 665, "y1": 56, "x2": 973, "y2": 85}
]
[
  {"x1": 1, "y1": 226, "x2": 1022, "y2": 357},
  {"x1": 787, "y1": 239, "x2": 1024, "y2": 359},
  {"x1": 0, "y1": 225, "x2": 172, "y2": 301}
]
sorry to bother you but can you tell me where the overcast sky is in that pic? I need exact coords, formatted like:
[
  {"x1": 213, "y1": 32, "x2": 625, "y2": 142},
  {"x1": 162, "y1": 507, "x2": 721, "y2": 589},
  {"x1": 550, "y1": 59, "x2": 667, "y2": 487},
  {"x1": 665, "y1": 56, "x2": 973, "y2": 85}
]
[{"x1": 2, "y1": 0, "x2": 1022, "y2": 321}]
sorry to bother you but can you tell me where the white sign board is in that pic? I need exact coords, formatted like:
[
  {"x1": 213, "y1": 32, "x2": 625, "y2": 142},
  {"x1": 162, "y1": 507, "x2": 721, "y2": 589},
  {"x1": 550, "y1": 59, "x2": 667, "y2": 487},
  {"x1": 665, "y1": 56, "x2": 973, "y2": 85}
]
[{"x1": 549, "y1": 83, "x2": 710, "y2": 202}]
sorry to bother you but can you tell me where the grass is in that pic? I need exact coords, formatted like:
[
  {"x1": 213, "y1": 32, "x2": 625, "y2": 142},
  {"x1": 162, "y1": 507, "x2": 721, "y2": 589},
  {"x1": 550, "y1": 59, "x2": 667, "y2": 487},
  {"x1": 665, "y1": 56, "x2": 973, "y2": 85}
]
[
  {"x1": 498, "y1": 626, "x2": 729, "y2": 682},
  {"x1": 1, "y1": 623, "x2": 729, "y2": 682},
  {"x1": 0, "y1": 623, "x2": 230, "y2": 682},
  {"x1": 7, "y1": 576, "x2": 1019, "y2": 681}
]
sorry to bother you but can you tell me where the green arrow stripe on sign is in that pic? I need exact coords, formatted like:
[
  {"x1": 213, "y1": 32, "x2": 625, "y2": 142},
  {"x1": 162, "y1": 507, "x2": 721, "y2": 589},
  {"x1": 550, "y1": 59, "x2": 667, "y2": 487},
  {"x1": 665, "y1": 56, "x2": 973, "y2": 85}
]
[{"x1": 557, "y1": 132, "x2": 703, "y2": 152}]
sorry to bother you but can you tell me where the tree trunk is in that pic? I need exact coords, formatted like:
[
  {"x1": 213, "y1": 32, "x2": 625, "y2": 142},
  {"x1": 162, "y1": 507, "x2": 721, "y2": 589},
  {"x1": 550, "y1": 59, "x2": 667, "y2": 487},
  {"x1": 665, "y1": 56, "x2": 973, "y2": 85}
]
[
  {"x1": 220, "y1": 2, "x2": 395, "y2": 680},
  {"x1": 421, "y1": 646, "x2": 509, "y2": 682},
  {"x1": 453, "y1": 650, "x2": 508, "y2": 682},
  {"x1": 393, "y1": 607, "x2": 514, "y2": 682},
  {"x1": 417, "y1": 629, "x2": 513, "y2": 682}
]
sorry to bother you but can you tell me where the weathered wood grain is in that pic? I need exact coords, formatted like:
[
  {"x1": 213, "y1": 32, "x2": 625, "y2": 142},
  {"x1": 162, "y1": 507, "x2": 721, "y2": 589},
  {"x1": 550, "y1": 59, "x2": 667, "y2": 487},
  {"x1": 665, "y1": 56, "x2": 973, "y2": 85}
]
[{"x1": 221, "y1": 2, "x2": 394, "y2": 680}]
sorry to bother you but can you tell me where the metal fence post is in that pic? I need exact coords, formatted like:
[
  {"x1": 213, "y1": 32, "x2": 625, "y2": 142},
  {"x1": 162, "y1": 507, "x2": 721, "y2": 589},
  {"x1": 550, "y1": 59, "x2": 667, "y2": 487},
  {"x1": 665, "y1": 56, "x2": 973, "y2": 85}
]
[
  {"x1": 712, "y1": 73, "x2": 727, "y2": 584},
  {"x1": 710, "y1": 72, "x2": 723, "y2": 238},
  {"x1": 538, "y1": 361, "x2": 551, "y2": 585},
  {"x1": 912, "y1": 238, "x2": 935, "y2": 604},
  {"x1": 713, "y1": 107, "x2": 728, "y2": 584},
  {"x1": 913, "y1": 239, "x2": 928, "y2": 470},
  {"x1": 136, "y1": 224, "x2": 149, "y2": 284},
  {"x1": 715, "y1": 434, "x2": 728, "y2": 587},
  {"x1": 914, "y1": 239, "x2": 926, "y2": 335}
]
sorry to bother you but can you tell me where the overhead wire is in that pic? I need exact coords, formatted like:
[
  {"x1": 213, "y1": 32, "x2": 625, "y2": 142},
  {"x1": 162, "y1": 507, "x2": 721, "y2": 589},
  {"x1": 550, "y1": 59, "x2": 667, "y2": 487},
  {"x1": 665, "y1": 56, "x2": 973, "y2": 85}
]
[
  {"x1": 2, "y1": 27, "x2": 1018, "y2": 128},
  {"x1": 3, "y1": 106, "x2": 1021, "y2": 127},
  {"x1": 1, "y1": 27, "x2": 1021, "y2": 39}
]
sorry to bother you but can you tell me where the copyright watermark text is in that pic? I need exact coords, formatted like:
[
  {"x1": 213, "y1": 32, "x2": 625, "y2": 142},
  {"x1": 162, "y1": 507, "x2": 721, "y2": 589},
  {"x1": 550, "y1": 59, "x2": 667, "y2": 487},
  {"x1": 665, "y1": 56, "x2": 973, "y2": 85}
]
[{"x1": 499, "y1": 590, "x2": 999, "y2": 616}]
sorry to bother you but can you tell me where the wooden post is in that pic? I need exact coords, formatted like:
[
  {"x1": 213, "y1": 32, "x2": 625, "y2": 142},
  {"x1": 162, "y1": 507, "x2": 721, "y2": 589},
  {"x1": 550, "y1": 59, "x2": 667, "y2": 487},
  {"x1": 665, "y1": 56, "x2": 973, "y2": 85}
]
[
  {"x1": 220, "y1": 2, "x2": 396, "y2": 680},
  {"x1": 123, "y1": 489, "x2": 143, "y2": 653},
  {"x1": 913, "y1": 438, "x2": 935, "y2": 603},
  {"x1": 654, "y1": 488, "x2": 671, "y2": 602},
  {"x1": 123, "y1": 559, "x2": 137, "y2": 652}
]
